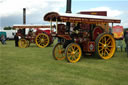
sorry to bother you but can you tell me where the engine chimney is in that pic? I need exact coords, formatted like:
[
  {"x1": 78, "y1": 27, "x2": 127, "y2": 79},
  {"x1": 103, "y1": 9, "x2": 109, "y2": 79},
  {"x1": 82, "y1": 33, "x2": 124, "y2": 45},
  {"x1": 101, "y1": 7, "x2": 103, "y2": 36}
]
[
  {"x1": 23, "y1": 8, "x2": 26, "y2": 35},
  {"x1": 23, "y1": 8, "x2": 26, "y2": 24},
  {"x1": 66, "y1": 0, "x2": 72, "y2": 32},
  {"x1": 66, "y1": 0, "x2": 72, "y2": 13}
]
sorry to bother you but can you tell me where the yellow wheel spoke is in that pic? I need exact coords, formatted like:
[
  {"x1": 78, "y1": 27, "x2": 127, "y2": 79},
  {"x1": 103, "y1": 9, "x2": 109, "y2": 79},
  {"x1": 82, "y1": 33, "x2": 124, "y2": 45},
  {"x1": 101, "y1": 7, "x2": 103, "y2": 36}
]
[
  {"x1": 105, "y1": 49, "x2": 109, "y2": 56},
  {"x1": 99, "y1": 42, "x2": 104, "y2": 45},
  {"x1": 75, "y1": 52, "x2": 79, "y2": 57},
  {"x1": 71, "y1": 46, "x2": 75, "y2": 51},
  {"x1": 99, "y1": 48, "x2": 104, "y2": 52},
  {"x1": 98, "y1": 46, "x2": 102, "y2": 47},
  {"x1": 105, "y1": 37, "x2": 107, "y2": 44},
  {"x1": 102, "y1": 37, "x2": 105, "y2": 43},
  {"x1": 108, "y1": 45, "x2": 113, "y2": 47},
  {"x1": 107, "y1": 41, "x2": 111, "y2": 45},
  {"x1": 75, "y1": 53, "x2": 79, "y2": 58},
  {"x1": 68, "y1": 48, "x2": 72, "y2": 52},
  {"x1": 106, "y1": 48, "x2": 111, "y2": 51},
  {"x1": 106, "y1": 37, "x2": 111, "y2": 43},
  {"x1": 68, "y1": 56, "x2": 72, "y2": 58},
  {"x1": 101, "y1": 51, "x2": 103, "y2": 56},
  {"x1": 68, "y1": 50, "x2": 72, "y2": 53},
  {"x1": 72, "y1": 56, "x2": 75, "y2": 60},
  {"x1": 75, "y1": 49, "x2": 79, "y2": 53},
  {"x1": 103, "y1": 50, "x2": 106, "y2": 57}
]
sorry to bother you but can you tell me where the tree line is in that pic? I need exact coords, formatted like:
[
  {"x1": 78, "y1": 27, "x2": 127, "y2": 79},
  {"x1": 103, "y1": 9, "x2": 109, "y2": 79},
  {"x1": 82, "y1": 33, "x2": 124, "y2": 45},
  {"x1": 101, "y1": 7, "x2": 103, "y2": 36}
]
[{"x1": 3, "y1": 26, "x2": 14, "y2": 30}]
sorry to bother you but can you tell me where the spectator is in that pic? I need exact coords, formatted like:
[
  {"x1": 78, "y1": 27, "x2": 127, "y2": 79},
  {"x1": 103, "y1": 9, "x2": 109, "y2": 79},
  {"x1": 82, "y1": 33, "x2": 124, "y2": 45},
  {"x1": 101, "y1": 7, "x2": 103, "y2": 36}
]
[
  {"x1": 124, "y1": 31, "x2": 128, "y2": 55},
  {"x1": 1, "y1": 35, "x2": 6, "y2": 45},
  {"x1": 14, "y1": 34, "x2": 19, "y2": 47}
]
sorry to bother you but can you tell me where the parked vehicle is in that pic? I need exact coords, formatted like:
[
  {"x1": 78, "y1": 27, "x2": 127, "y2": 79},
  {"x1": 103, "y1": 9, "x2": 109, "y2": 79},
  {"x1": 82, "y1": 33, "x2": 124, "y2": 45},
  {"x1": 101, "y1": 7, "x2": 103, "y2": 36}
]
[
  {"x1": 0, "y1": 30, "x2": 16, "y2": 40},
  {"x1": 44, "y1": 11, "x2": 121, "y2": 63},
  {"x1": 13, "y1": 25, "x2": 55, "y2": 48},
  {"x1": 0, "y1": 31, "x2": 7, "y2": 41}
]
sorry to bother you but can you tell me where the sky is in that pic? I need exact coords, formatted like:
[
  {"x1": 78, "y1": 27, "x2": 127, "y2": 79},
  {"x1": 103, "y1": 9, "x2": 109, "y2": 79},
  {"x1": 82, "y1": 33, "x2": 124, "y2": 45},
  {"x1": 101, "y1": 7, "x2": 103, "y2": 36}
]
[{"x1": 0, "y1": 0, "x2": 128, "y2": 30}]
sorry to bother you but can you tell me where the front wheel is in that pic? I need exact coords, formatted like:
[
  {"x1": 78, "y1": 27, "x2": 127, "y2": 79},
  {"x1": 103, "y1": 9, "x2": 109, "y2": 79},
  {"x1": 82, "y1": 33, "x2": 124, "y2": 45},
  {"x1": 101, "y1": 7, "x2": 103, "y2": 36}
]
[
  {"x1": 95, "y1": 33, "x2": 116, "y2": 59},
  {"x1": 18, "y1": 39, "x2": 29, "y2": 48},
  {"x1": 65, "y1": 43, "x2": 82, "y2": 63},
  {"x1": 52, "y1": 43, "x2": 65, "y2": 60}
]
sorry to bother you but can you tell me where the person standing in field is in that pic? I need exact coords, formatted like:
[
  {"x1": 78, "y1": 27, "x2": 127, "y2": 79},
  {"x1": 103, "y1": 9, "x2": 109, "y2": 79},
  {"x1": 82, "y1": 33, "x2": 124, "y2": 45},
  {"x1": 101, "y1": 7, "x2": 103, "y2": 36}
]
[
  {"x1": 1, "y1": 35, "x2": 6, "y2": 45},
  {"x1": 124, "y1": 31, "x2": 128, "y2": 56},
  {"x1": 14, "y1": 34, "x2": 19, "y2": 47}
]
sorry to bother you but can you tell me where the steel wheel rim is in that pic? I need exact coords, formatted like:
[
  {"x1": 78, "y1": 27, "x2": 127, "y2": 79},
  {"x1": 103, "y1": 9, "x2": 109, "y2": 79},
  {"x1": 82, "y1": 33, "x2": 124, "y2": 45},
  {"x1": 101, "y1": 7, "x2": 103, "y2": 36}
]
[
  {"x1": 66, "y1": 43, "x2": 82, "y2": 63},
  {"x1": 98, "y1": 34, "x2": 115, "y2": 59},
  {"x1": 54, "y1": 43, "x2": 65, "y2": 60},
  {"x1": 18, "y1": 39, "x2": 28, "y2": 48},
  {"x1": 35, "y1": 33, "x2": 49, "y2": 48}
]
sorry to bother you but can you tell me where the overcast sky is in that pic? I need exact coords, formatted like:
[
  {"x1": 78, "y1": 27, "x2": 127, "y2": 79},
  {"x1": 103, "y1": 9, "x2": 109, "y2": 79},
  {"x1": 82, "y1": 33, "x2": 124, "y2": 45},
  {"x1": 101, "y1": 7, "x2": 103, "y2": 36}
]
[{"x1": 0, "y1": 0, "x2": 128, "y2": 30}]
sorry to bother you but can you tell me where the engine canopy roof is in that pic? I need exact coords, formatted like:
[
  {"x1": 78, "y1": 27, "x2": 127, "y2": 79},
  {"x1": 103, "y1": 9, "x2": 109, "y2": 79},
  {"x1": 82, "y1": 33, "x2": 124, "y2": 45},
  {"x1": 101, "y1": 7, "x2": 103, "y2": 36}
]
[{"x1": 44, "y1": 12, "x2": 121, "y2": 24}]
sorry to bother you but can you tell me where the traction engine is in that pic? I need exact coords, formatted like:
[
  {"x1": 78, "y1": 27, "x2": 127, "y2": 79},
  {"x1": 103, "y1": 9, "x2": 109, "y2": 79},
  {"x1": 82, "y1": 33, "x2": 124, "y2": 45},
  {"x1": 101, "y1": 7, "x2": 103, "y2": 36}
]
[
  {"x1": 13, "y1": 25, "x2": 54, "y2": 48},
  {"x1": 44, "y1": 11, "x2": 121, "y2": 63}
]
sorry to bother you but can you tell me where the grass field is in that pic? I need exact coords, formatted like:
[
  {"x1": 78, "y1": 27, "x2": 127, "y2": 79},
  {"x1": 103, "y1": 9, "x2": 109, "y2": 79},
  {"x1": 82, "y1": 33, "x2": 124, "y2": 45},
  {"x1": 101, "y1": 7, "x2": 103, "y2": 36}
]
[{"x1": 0, "y1": 40, "x2": 128, "y2": 85}]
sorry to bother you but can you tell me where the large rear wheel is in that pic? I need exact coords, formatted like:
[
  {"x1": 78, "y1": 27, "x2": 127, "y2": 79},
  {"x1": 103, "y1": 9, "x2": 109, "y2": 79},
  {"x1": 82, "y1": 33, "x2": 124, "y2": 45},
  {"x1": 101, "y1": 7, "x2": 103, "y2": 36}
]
[
  {"x1": 53, "y1": 43, "x2": 65, "y2": 60},
  {"x1": 35, "y1": 33, "x2": 50, "y2": 48},
  {"x1": 65, "y1": 43, "x2": 82, "y2": 63},
  {"x1": 95, "y1": 33, "x2": 116, "y2": 59}
]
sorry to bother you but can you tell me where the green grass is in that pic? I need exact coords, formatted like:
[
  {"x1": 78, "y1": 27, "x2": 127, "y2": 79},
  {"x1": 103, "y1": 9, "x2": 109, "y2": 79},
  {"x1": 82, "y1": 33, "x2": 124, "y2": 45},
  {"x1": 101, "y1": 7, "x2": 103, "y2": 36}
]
[{"x1": 0, "y1": 40, "x2": 128, "y2": 85}]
